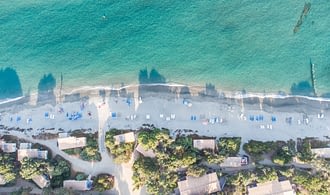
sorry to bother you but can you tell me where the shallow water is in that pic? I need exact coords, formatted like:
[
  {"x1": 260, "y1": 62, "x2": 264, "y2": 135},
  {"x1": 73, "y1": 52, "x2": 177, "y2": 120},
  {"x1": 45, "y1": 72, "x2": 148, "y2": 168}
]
[{"x1": 0, "y1": 0, "x2": 329, "y2": 97}]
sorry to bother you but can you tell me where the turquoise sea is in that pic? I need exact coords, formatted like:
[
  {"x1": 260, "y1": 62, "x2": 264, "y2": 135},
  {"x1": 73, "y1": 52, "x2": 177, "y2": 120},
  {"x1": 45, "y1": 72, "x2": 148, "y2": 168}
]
[{"x1": 0, "y1": 0, "x2": 329, "y2": 98}]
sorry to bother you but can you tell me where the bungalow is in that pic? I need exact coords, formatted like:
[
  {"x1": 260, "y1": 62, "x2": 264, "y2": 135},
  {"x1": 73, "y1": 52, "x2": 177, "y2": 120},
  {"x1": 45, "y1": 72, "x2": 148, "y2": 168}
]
[
  {"x1": 113, "y1": 132, "x2": 135, "y2": 145},
  {"x1": 248, "y1": 180, "x2": 295, "y2": 195},
  {"x1": 136, "y1": 144, "x2": 156, "y2": 158},
  {"x1": 19, "y1": 143, "x2": 32, "y2": 149},
  {"x1": 63, "y1": 180, "x2": 92, "y2": 191},
  {"x1": 220, "y1": 157, "x2": 248, "y2": 168},
  {"x1": 193, "y1": 139, "x2": 216, "y2": 151},
  {"x1": 311, "y1": 148, "x2": 330, "y2": 158},
  {"x1": 57, "y1": 136, "x2": 86, "y2": 150},
  {"x1": 0, "y1": 140, "x2": 17, "y2": 153},
  {"x1": 177, "y1": 172, "x2": 221, "y2": 195},
  {"x1": 17, "y1": 149, "x2": 48, "y2": 161},
  {"x1": 32, "y1": 174, "x2": 50, "y2": 189}
]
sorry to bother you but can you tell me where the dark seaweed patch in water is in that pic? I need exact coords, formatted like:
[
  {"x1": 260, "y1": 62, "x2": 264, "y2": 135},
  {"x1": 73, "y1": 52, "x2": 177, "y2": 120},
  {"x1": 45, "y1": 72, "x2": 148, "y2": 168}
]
[{"x1": 0, "y1": 67, "x2": 23, "y2": 99}]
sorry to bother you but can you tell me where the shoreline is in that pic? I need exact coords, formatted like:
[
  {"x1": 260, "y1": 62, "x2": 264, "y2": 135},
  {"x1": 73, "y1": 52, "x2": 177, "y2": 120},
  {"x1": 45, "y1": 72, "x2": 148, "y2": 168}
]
[{"x1": 1, "y1": 83, "x2": 330, "y2": 109}]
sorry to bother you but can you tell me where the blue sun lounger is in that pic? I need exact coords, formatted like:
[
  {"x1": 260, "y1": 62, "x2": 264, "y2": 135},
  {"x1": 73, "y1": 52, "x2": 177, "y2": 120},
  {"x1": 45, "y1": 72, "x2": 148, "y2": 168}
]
[{"x1": 271, "y1": 116, "x2": 277, "y2": 122}]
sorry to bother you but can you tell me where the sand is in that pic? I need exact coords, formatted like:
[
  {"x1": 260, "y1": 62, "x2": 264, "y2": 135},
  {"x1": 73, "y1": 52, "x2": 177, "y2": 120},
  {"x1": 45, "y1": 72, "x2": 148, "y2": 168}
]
[{"x1": 0, "y1": 84, "x2": 330, "y2": 194}]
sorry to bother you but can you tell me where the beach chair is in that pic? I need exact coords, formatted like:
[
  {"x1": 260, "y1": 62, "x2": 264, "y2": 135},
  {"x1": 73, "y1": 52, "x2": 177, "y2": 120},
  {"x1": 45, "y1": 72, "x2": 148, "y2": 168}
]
[
  {"x1": 111, "y1": 112, "x2": 117, "y2": 118},
  {"x1": 44, "y1": 112, "x2": 49, "y2": 118},
  {"x1": 170, "y1": 114, "x2": 175, "y2": 120},
  {"x1": 146, "y1": 114, "x2": 150, "y2": 120},
  {"x1": 271, "y1": 116, "x2": 276, "y2": 122}
]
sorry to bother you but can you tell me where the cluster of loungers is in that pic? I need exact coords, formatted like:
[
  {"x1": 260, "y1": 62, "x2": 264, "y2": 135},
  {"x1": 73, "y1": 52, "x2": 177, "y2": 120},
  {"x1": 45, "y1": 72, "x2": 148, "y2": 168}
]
[{"x1": 249, "y1": 115, "x2": 276, "y2": 122}]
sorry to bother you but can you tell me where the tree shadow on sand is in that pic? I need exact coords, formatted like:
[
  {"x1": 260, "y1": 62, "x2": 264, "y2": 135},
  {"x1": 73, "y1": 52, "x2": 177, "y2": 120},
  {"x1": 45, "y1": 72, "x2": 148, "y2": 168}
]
[
  {"x1": 0, "y1": 67, "x2": 23, "y2": 99},
  {"x1": 290, "y1": 81, "x2": 314, "y2": 96},
  {"x1": 37, "y1": 73, "x2": 56, "y2": 105},
  {"x1": 198, "y1": 83, "x2": 219, "y2": 98},
  {"x1": 179, "y1": 86, "x2": 191, "y2": 99},
  {"x1": 138, "y1": 68, "x2": 171, "y2": 98}
]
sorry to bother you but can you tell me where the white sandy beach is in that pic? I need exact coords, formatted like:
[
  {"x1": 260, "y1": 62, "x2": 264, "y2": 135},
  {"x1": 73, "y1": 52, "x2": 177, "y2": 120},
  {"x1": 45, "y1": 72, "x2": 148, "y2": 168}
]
[{"x1": 0, "y1": 84, "x2": 330, "y2": 194}]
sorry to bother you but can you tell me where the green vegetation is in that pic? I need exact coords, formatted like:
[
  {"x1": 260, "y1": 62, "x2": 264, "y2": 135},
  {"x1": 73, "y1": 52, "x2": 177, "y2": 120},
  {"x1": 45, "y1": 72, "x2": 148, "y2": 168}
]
[
  {"x1": 243, "y1": 140, "x2": 275, "y2": 159},
  {"x1": 63, "y1": 134, "x2": 101, "y2": 161},
  {"x1": 272, "y1": 141, "x2": 296, "y2": 165},
  {"x1": 105, "y1": 129, "x2": 135, "y2": 163},
  {"x1": 42, "y1": 187, "x2": 75, "y2": 195},
  {"x1": 19, "y1": 158, "x2": 50, "y2": 180},
  {"x1": 18, "y1": 155, "x2": 71, "y2": 188},
  {"x1": 292, "y1": 170, "x2": 330, "y2": 194},
  {"x1": 255, "y1": 167, "x2": 278, "y2": 183},
  {"x1": 0, "y1": 153, "x2": 17, "y2": 185},
  {"x1": 218, "y1": 137, "x2": 241, "y2": 156},
  {"x1": 132, "y1": 127, "x2": 233, "y2": 194},
  {"x1": 49, "y1": 156, "x2": 71, "y2": 188},
  {"x1": 10, "y1": 187, "x2": 32, "y2": 195},
  {"x1": 93, "y1": 174, "x2": 115, "y2": 192},
  {"x1": 75, "y1": 172, "x2": 88, "y2": 181},
  {"x1": 297, "y1": 138, "x2": 314, "y2": 162},
  {"x1": 186, "y1": 165, "x2": 207, "y2": 177},
  {"x1": 227, "y1": 170, "x2": 256, "y2": 194}
]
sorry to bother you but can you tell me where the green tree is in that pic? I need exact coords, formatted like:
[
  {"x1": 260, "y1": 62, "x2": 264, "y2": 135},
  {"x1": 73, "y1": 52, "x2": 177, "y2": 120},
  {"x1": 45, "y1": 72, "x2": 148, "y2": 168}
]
[
  {"x1": 19, "y1": 158, "x2": 49, "y2": 180},
  {"x1": 256, "y1": 167, "x2": 278, "y2": 183},
  {"x1": 186, "y1": 165, "x2": 207, "y2": 177},
  {"x1": 243, "y1": 140, "x2": 275, "y2": 158},
  {"x1": 93, "y1": 174, "x2": 114, "y2": 192},
  {"x1": 0, "y1": 153, "x2": 16, "y2": 184},
  {"x1": 105, "y1": 130, "x2": 135, "y2": 163},
  {"x1": 218, "y1": 137, "x2": 241, "y2": 156}
]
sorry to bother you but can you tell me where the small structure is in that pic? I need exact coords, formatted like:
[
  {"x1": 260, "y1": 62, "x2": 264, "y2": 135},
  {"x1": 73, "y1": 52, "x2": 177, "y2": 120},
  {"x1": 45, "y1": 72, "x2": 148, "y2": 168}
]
[
  {"x1": 32, "y1": 174, "x2": 50, "y2": 189},
  {"x1": 19, "y1": 143, "x2": 32, "y2": 149},
  {"x1": 136, "y1": 144, "x2": 156, "y2": 158},
  {"x1": 193, "y1": 139, "x2": 216, "y2": 151},
  {"x1": 220, "y1": 157, "x2": 248, "y2": 168},
  {"x1": 63, "y1": 180, "x2": 92, "y2": 191},
  {"x1": 0, "y1": 174, "x2": 6, "y2": 185},
  {"x1": 57, "y1": 136, "x2": 86, "y2": 150},
  {"x1": 248, "y1": 180, "x2": 295, "y2": 195},
  {"x1": 177, "y1": 172, "x2": 221, "y2": 195},
  {"x1": 311, "y1": 148, "x2": 330, "y2": 158},
  {"x1": 113, "y1": 132, "x2": 135, "y2": 145},
  {"x1": 0, "y1": 140, "x2": 17, "y2": 153},
  {"x1": 17, "y1": 149, "x2": 48, "y2": 161}
]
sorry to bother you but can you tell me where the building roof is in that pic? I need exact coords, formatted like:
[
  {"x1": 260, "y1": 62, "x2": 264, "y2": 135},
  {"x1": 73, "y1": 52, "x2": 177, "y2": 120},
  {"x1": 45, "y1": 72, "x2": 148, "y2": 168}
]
[
  {"x1": 32, "y1": 175, "x2": 50, "y2": 189},
  {"x1": 311, "y1": 148, "x2": 330, "y2": 158},
  {"x1": 113, "y1": 132, "x2": 135, "y2": 145},
  {"x1": 17, "y1": 149, "x2": 48, "y2": 161},
  {"x1": 63, "y1": 180, "x2": 92, "y2": 191},
  {"x1": 19, "y1": 143, "x2": 32, "y2": 149},
  {"x1": 178, "y1": 172, "x2": 221, "y2": 195},
  {"x1": 0, "y1": 140, "x2": 17, "y2": 153},
  {"x1": 136, "y1": 144, "x2": 156, "y2": 158},
  {"x1": 220, "y1": 157, "x2": 244, "y2": 167},
  {"x1": 248, "y1": 180, "x2": 295, "y2": 195},
  {"x1": 57, "y1": 137, "x2": 86, "y2": 150},
  {"x1": 193, "y1": 139, "x2": 216, "y2": 150},
  {"x1": 0, "y1": 174, "x2": 6, "y2": 185}
]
